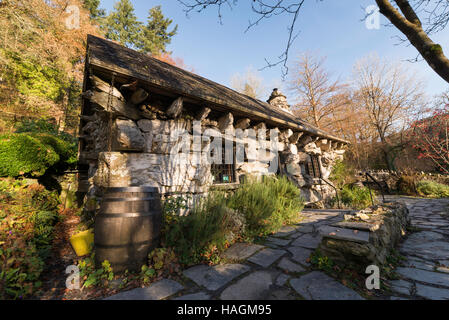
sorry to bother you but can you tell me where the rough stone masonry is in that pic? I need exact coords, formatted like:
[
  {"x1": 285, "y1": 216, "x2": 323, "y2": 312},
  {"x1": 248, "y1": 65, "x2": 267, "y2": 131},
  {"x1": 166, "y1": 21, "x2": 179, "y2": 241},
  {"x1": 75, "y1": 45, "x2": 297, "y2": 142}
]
[{"x1": 79, "y1": 35, "x2": 350, "y2": 212}]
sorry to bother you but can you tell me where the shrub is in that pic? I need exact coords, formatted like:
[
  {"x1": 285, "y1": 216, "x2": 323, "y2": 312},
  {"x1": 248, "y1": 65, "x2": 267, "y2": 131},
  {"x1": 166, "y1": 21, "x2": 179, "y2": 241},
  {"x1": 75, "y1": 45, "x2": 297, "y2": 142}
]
[
  {"x1": 162, "y1": 176, "x2": 305, "y2": 265},
  {"x1": 31, "y1": 133, "x2": 77, "y2": 166},
  {"x1": 15, "y1": 119, "x2": 59, "y2": 136},
  {"x1": 0, "y1": 178, "x2": 60, "y2": 299},
  {"x1": 15, "y1": 119, "x2": 77, "y2": 145},
  {"x1": 227, "y1": 175, "x2": 304, "y2": 239},
  {"x1": 0, "y1": 133, "x2": 59, "y2": 177},
  {"x1": 340, "y1": 185, "x2": 374, "y2": 209},
  {"x1": 0, "y1": 132, "x2": 76, "y2": 177},
  {"x1": 416, "y1": 180, "x2": 449, "y2": 198},
  {"x1": 329, "y1": 159, "x2": 356, "y2": 189},
  {"x1": 396, "y1": 175, "x2": 417, "y2": 195},
  {"x1": 163, "y1": 192, "x2": 235, "y2": 265}
]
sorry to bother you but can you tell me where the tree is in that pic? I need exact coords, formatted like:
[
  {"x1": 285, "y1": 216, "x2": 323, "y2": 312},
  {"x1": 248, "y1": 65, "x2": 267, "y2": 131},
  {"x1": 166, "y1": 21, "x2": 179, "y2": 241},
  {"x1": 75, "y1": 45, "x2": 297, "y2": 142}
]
[
  {"x1": 104, "y1": 0, "x2": 143, "y2": 49},
  {"x1": 410, "y1": 90, "x2": 449, "y2": 173},
  {"x1": 82, "y1": 0, "x2": 106, "y2": 21},
  {"x1": 375, "y1": 0, "x2": 449, "y2": 83},
  {"x1": 288, "y1": 53, "x2": 346, "y2": 130},
  {"x1": 138, "y1": 6, "x2": 178, "y2": 55},
  {"x1": 105, "y1": 2, "x2": 178, "y2": 55},
  {"x1": 352, "y1": 54, "x2": 426, "y2": 170},
  {"x1": 230, "y1": 67, "x2": 265, "y2": 99},
  {"x1": 178, "y1": 0, "x2": 449, "y2": 83},
  {"x1": 0, "y1": 0, "x2": 100, "y2": 132}
]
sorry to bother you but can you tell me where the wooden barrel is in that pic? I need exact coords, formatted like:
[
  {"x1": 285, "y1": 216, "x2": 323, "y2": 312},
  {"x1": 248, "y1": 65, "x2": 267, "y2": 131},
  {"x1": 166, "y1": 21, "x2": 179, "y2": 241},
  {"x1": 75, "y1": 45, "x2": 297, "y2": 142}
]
[{"x1": 94, "y1": 187, "x2": 162, "y2": 273}]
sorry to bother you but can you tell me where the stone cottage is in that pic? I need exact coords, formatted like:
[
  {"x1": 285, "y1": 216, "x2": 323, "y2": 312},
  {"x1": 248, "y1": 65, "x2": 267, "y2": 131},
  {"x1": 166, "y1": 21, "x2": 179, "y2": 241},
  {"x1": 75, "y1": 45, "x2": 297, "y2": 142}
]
[{"x1": 78, "y1": 35, "x2": 349, "y2": 208}]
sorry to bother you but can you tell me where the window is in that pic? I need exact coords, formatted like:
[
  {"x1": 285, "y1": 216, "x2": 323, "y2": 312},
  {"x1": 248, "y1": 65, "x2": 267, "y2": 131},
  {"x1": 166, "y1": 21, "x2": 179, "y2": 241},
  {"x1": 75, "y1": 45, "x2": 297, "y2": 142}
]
[
  {"x1": 211, "y1": 141, "x2": 236, "y2": 184},
  {"x1": 305, "y1": 155, "x2": 321, "y2": 178}
]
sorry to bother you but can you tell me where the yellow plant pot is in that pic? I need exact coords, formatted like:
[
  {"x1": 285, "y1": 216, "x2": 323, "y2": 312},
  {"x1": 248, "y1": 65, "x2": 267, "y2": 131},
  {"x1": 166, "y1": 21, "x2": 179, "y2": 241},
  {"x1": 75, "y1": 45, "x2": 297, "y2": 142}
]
[{"x1": 69, "y1": 229, "x2": 94, "y2": 257}]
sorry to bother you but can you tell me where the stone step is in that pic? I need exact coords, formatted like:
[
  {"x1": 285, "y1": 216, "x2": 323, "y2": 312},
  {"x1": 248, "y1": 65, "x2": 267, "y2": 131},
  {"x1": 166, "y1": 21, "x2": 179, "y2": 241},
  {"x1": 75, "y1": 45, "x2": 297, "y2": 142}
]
[{"x1": 318, "y1": 225, "x2": 370, "y2": 243}]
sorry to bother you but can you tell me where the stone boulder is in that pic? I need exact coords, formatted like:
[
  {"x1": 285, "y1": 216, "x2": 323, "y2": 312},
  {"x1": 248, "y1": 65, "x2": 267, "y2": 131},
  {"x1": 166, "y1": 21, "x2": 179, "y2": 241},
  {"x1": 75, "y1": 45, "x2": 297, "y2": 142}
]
[
  {"x1": 113, "y1": 119, "x2": 145, "y2": 151},
  {"x1": 318, "y1": 202, "x2": 410, "y2": 271}
]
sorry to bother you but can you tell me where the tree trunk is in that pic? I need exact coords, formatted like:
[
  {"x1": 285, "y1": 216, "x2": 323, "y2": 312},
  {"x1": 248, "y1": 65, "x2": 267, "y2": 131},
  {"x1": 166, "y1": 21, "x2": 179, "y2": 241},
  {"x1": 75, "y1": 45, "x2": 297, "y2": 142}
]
[{"x1": 376, "y1": 0, "x2": 449, "y2": 84}]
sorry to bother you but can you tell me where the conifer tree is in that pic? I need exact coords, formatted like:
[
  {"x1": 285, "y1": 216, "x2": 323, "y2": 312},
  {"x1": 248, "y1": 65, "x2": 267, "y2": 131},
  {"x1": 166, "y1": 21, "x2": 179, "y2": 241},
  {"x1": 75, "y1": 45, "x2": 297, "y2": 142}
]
[
  {"x1": 82, "y1": 0, "x2": 106, "y2": 21},
  {"x1": 138, "y1": 6, "x2": 178, "y2": 55},
  {"x1": 104, "y1": 0, "x2": 142, "y2": 49}
]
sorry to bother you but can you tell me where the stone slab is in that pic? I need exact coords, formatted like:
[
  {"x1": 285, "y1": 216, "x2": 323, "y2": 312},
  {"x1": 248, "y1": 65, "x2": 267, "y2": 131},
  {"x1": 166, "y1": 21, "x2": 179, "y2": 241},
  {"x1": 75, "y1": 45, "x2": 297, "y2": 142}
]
[
  {"x1": 104, "y1": 279, "x2": 183, "y2": 300},
  {"x1": 222, "y1": 243, "x2": 264, "y2": 261},
  {"x1": 173, "y1": 292, "x2": 211, "y2": 300},
  {"x1": 295, "y1": 225, "x2": 315, "y2": 234},
  {"x1": 416, "y1": 283, "x2": 449, "y2": 300},
  {"x1": 278, "y1": 258, "x2": 305, "y2": 273},
  {"x1": 389, "y1": 280, "x2": 412, "y2": 295},
  {"x1": 291, "y1": 233, "x2": 322, "y2": 249},
  {"x1": 266, "y1": 237, "x2": 291, "y2": 247},
  {"x1": 404, "y1": 258, "x2": 435, "y2": 271},
  {"x1": 275, "y1": 274, "x2": 290, "y2": 286},
  {"x1": 247, "y1": 248, "x2": 286, "y2": 268},
  {"x1": 287, "y1": 246, "x2": 312, "y2": 266},
  {"x1": 290, "y1": 271, "x2": 364, "y2": 300},
  {"x1": 401, "y1": 241, "x2": 449, "y2": 261},
  {"x1": 332, "y1": 221, "x2": 378, "y2": 232},
  {"x1": 318, "y1": 226, "x2": 370, "y2": 243},
  {"x1": 220, "y1": 271, "x2": 274, "y2": 300},
  {"x1": 266, "y1": 287, "x2": 297, "y2": 300},
  {"x1": 406, "y1": 231, "x2": 445, "y2": 243},
  {"x1": 183, "y1": 264, "x2": 250, "y2": 291},
  {"x1": 397, "y1": 267, "x2": 449, "y2": 287},
  {"x1": 271, "y1": 226, "x2": 297, "y2": 238}
]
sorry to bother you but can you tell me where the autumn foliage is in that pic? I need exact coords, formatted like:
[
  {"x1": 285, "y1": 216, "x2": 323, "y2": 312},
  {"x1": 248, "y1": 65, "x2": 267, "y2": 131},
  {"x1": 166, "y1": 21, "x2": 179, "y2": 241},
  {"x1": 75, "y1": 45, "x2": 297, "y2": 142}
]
[{"x1": 410, "y1": 105, "x2": 449, "y2": 174}]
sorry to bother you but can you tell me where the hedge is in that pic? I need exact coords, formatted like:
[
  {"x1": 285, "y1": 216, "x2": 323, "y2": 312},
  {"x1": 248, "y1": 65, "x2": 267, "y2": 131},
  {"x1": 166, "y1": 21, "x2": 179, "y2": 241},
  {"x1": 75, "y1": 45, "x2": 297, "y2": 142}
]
[{"x1": 0, "y1": 133, "x2": 76, "y2": 177}]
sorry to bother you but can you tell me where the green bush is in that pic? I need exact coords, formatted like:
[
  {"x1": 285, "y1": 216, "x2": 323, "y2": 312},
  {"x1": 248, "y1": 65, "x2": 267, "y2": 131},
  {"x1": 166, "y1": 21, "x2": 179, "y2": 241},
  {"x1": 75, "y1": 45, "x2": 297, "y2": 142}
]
[
  {"x1": 163, "y1": 192, "x2": 235, "y2": 265},
  {"x1": 162, "y1": 175, "x2": 305, "y2": 265},
  {"x1": 15, "y1": 119, "x2": 77, "y2": 144},
  {"x1": 0, "y1": 133, "x2": 60, "y2": 177},
  {"x1": 227, "y1": 175, "x2": 304, "y2": 238},
  {"x1": 31, "y1": 133, "x2": 77, "y2": 166},
  {"x1": 329, "y1": 159, "x2": 356, "y2": 189},
  {"x1": 340, "y1": 185, "x2": 374, "y2": 209},
  {"x1": 0, "y1": 132, "x2": 76, "y2": 177},
  {"x1": 416, "y1": 180, "x2": 449, "y2": 198}
]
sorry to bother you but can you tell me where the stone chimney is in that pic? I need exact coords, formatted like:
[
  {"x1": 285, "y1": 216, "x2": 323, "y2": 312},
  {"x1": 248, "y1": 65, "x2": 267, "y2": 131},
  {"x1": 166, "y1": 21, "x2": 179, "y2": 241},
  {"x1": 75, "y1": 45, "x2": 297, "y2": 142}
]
[{"x1": 267, "y1": 88, "x2": 292, "y2": 114}]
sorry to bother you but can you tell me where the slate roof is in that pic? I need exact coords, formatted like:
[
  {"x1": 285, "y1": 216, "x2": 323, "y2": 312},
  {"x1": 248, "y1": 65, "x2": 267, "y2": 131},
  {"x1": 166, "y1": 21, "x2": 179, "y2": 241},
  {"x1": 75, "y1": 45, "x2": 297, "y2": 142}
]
[{"x1": 86, "y1": 35, "x2": 349, "y2": 144}]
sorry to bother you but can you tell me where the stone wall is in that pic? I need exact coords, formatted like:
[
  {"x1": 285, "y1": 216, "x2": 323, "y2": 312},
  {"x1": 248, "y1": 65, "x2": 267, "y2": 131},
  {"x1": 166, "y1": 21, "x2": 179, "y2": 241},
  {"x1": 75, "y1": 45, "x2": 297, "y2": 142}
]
[
  {"x1": 80, "y1": 80, "x2": 347, "y2": 209},
  {"x1": 355, "y1": 170, "x2": 449, "y2": 194},
  {"x1": 317, "y1": 202, "x2": 410, "y2": 271}
]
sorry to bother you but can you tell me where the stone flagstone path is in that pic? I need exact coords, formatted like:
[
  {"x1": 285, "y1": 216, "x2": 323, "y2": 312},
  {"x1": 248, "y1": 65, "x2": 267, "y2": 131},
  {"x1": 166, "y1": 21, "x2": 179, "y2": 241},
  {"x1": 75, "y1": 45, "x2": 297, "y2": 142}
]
[{"x1": 104, "y1": 196, "x2": 449, "y2": 300}]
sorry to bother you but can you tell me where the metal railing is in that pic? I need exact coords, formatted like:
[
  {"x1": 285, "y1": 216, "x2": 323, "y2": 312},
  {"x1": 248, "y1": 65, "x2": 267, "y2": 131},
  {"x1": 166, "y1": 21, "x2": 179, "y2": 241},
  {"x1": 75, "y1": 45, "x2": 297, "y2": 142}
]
[
  {"x1": 320, "y1": 177, "x2": 341, "y2": 209},
  {"x1": 364, "y1": 171, "x2": 386, "y2": 205}
]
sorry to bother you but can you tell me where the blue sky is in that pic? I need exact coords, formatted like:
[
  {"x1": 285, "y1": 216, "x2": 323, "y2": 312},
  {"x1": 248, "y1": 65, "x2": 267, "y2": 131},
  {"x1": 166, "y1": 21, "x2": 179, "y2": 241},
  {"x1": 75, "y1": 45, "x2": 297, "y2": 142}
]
[{"x1": 99, "y1": 0, "x2": 449, "y2": 101}]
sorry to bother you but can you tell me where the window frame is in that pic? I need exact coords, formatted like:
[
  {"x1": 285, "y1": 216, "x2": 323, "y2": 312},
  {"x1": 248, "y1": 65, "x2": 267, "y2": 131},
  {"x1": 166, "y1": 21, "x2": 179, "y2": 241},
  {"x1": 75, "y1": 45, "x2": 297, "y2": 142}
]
[
  {"x1": 305, "y1": 154, "x2": 322, "y2": 179},
  {"x1": 211, "y1": 139, "x2": 237, "y2": 185}
]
